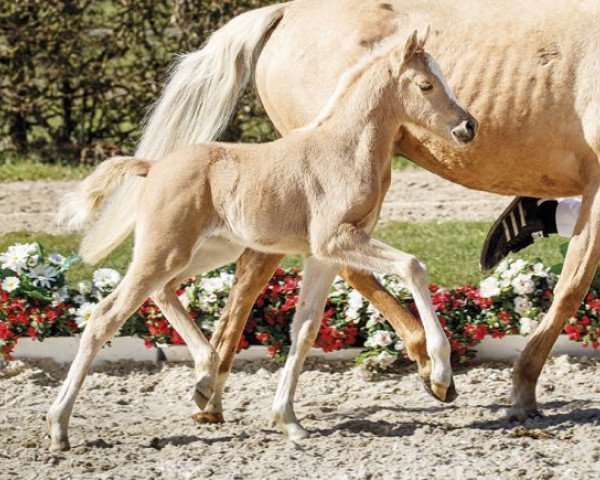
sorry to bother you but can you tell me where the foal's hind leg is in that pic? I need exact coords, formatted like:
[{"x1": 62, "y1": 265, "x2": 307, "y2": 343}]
[
  {"x1": 46, "y1": 267, "x2": 163, "y2": 451},
  {"x1": 271, "y1": 256, "x2": 339, "y2": 439},
  {"x1": 153, "y1": 284, "x2": 219, "y2": 411},
  {"x1": 509, "y1": 181, "x2": 600, "y2": 420}
]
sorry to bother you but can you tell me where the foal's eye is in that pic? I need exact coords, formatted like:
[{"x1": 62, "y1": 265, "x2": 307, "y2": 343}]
[{"x1": 418, "y1": 82, "x2": 433, "y2": 92}]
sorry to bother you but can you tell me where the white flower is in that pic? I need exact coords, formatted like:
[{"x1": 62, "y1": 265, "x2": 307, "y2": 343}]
[
  {"x1": 178, "y1": 292, "x2": 190, "y2": 309},
  {"x1": 200, "y1": 276, "x2": 226, "y2": 293},
  {"x1": 51, "y1": 288, "x2": 70, "y2": 306},
  {"x1": 394, "y1": 341, "x2": 405, "y2": 351},
  {"x1": 47, "y1": 253, "x2": 66, "y2": 266},
  {"x1": 511, "y1": 273, "x2": 536, "y2": 296},
  {"x1": 346, "y1": 307, "x2": 361, "y2": 321},
  {"x1": 495, "y1": 259, "x2": 510, "y2": 274},
  {"x1": 372, "y1": 330, "x2": 394, "y2": 348},
  {"x1": 26, "y1": 255, "x2": 40, "y2": 268},
  {"x1": 0, "y1": 243, "x2": 38, "y2": 274},
  {"x1": 27, "y1": 264, "x2": 58, "y2": 288},
  {"x1": 1, "y1": 276, "x2": 20, "y2": 292},
  {"x1": 509, "y1": 259, "x2": 527, "y2": 273},
  {"x1": 532, "y1": 263, "x2": 548, "y2": 278},
  {"x1": 375, "y1": 351, "x2": 396, "y2": 370},
  {"x1": 479, "y1": 276, "x2": 501, "y2": 298},
  {"x1": 513, "y1": 296, "x2": 533, "y2": 316},
  {"x1": 75, "y1": 302, "x2": 96, "y2": 329},
  {"x1": 72, "y1": 294, "x2": 86, "y2": 306},
  {"x1": 519, "y1": 317, "x2": 540, "y2": 336},
  {"x1": 92, "y1": 268, "x2": 122, "y2": 290},
  {"x1": 77, "y1": 281, "x2": 92, "y2": 295},
  {"x1": 347, "y1": 289, "x2": 364, "y2": 310}
]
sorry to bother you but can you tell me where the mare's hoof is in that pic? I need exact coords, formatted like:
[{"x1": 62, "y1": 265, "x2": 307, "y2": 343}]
[
  {"x1": 507, "y1": 405, "x2": 543, "y2": 423},
  {"x1": 191, "y1": 411, "x2": 225, "y2": 424}
]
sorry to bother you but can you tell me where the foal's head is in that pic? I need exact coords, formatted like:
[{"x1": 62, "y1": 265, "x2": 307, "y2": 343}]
[{"x1": 390, "y1": 30, "x2": 478, "y2": 145}]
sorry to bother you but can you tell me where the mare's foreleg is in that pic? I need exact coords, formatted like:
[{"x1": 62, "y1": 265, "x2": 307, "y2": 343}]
[
  {"x1": 340, "y1": 268, "x2": 432, "y2": 388},
  {"x1": 509, "y1": 181, "x2": 600, "y2": 420}
]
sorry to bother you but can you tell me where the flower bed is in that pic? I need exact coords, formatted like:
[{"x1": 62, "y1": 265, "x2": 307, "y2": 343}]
[{"x1": 1, "y1": 242, "x2": 599, "y2": 370}]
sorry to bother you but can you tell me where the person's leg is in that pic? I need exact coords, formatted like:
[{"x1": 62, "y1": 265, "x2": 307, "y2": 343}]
[{"x1": 480, "y1": 197, "x2": 580, "y2": 270}]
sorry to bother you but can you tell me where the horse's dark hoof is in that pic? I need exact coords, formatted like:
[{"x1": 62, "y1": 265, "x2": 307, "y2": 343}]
[
  {"x1": 423, "y1": 377, "x2": 458, "y2": 403},
  {"x1": 507, "y1": 405, "x2": 543, "y2": 423}
]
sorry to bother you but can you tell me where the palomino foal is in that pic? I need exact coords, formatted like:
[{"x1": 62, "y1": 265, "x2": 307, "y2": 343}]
[{"x1": 48, "y1": 31, "x2": 476, "y2": 449}]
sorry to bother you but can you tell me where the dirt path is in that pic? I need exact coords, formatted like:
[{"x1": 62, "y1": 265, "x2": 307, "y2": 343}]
[
  {"x1": 1, "y1": 356, "x2": 599, "y2": 479},
  {"x1": 0, "y1": 171, "x2": 511, "y2": 234}
]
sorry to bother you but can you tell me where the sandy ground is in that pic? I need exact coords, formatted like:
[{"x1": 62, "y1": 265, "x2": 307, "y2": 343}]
[
  {"x1": 1, "y1": 356, "x2": 599, "y2": 479},
  {"x1": 0, "y1": 171, "x2": 511, "y2": 234}
]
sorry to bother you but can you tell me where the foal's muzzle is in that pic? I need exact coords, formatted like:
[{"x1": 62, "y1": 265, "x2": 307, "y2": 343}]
[{"x1": 451, "y1": 117, "x2": 478, "y2": 144}]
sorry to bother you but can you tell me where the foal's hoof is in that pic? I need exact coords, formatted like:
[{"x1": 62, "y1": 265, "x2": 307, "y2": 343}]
[
  {"x1": 191, "y1": 411, "x2": 225, "y2": 424},
  {"x1": 193, "y1": 376, "x2": 214, "y2": 410},
  {"x1": 506, "y1": 405, "x2": 543, "y2": 423},
  {"x1": 271, "y1": 412, "x2": 310, "y2": 440},
  {"x1": 424, "y1": 377, "x2": 458, "y2": 403},
  {"x1": 49, "y1": 437, "x2": 71, "y2": 452}
]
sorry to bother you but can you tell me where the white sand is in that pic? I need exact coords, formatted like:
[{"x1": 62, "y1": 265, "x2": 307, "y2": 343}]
[{"x1": 1, "y1": 356, "x2": 599, "y2": 479}]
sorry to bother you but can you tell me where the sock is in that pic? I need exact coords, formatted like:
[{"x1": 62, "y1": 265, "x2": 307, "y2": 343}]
[{"x1": 537, "y1": 200, "x2": 558, "y2": 235}]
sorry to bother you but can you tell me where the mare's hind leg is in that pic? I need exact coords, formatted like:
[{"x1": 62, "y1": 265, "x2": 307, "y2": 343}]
[
  {"x1": 340, "y1": 268, "x2": 434, "y2": 393},
  {"x1": 194, "y1": 250, "x2": 284, "y2": 424},
  {"x1": 509, "y1": 181, "x2": 600, "y2": 420},
  {"x1": 47, "y1": 264, "x2": 166, "y2": 451},
  {"x1": 271, "y1": 256, "x2": 339, "y2": 439}
]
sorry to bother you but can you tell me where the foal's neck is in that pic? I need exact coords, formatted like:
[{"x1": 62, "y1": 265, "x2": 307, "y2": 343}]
[{"x1": 308, "y1": 57, "x2": 401, "y2": 168}]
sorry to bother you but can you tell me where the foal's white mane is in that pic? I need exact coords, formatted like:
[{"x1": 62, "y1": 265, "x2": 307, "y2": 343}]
[{"x1": 298, "y1": 31, "x2": 423, "y2": 131}]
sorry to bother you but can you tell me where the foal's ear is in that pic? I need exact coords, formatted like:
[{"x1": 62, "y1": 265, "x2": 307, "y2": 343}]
[
  {"x1": 390, "y1": 29, "x2": 423, "y2": 73},
  {"x1": 417, "y1": 26, "x2": 431, "y2": 49},
  {"x1": 401, "y1": 29, "x2": 420, "y2": 63}
]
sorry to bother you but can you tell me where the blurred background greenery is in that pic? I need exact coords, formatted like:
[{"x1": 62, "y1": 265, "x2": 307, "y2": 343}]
[{"x1": 0, "y1": 0, "x2": 280, "y2": 168}]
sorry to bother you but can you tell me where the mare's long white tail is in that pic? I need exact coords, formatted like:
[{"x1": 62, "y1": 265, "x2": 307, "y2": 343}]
[{"x1": 69, "y1": 3, "x2": 286, "y2": 264}]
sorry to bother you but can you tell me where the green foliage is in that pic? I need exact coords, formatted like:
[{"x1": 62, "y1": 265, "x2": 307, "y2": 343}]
[{"x1": 0, "y1": 0, "x2": 277, "y2": 162}]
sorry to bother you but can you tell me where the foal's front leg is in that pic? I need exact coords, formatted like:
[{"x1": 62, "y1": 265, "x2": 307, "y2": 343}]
[
  {"x1": 271, "y1": 256, "x2": 339, "y2": 439},
  {"x1": 315, "y1": 225, "x2": 453, "y2": 400}
]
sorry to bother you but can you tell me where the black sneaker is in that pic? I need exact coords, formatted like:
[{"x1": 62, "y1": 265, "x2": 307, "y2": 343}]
[{"x1": 480, "y1": 197, "x2": 558, "y2": 271}]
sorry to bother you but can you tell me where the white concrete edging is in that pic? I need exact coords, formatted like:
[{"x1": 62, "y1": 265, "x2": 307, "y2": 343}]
[
  {"x1": 12, "y1": 336, "x2": 160, "y2": 365},
  {"x1": 10, "y1": 335, "x2": 600, "y2": 366},
  {"x1": 475, "y1": 335, "x2": 598, "y2": 361},
  {"x1": 159, "y1": 345, "x2": 362, "y2": 362}
]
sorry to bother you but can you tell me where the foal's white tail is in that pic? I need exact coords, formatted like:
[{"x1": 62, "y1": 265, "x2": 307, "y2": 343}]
[
  {"x1": 58, "y1": 157, "x2": 150, "y2": 263},
  {"x1": 70, "y1": 3, "x2": 286, "y2": 264}
]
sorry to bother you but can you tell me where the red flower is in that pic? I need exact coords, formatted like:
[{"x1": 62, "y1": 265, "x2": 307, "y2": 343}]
[{"x1": 170, "y1": 330, "x2": 185, "y2": 345}]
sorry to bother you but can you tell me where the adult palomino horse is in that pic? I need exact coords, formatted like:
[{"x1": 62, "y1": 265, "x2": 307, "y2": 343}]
[
  {"x1": 48, "y1": 31, "x2": 475, "y2": 450},
  {"x1": 59, "y1": 0, "x2": 600, "y2": 438}
]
